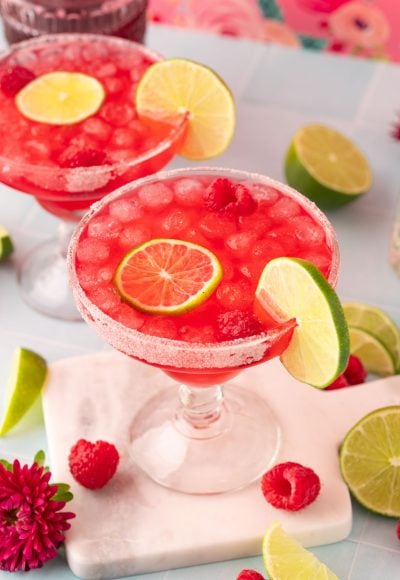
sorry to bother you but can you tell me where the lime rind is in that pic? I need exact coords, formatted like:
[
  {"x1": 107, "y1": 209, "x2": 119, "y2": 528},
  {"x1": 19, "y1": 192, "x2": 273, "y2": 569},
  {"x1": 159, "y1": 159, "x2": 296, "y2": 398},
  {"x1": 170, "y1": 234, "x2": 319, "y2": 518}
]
[
  {"x1": 135, "y1": 58, "x2": 236, "y2": 161},
  {"x1": 114, "y1": 238, "x2": 222, "y2": 316},
  {"x1": 0, "y1": 347, "x2": 48, "y2": 436},
  {"x1": 339, "y1": 406, "x2": 400, "y2": 517},
  {"x1": 348, "y1": 326, "x2": 396, "y2": 376},
  {"x1": 262, "y1": 521, "x2": 339, "y2": 580},
  {"x1": 343, "y1": 302, "x2": 400, "y2": 372},
  {"x1": 256, "y1": 257, "x2": 349, "y2": 388},
  {"x1": 0, "y1": 226, "x2": 14, "y2": 261}
]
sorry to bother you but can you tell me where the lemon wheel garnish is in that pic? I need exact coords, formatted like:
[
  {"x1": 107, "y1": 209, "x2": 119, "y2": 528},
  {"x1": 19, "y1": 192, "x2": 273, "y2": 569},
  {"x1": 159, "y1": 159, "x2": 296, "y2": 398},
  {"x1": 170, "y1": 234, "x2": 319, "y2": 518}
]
[
  {"x1": 135, "y1": 58, "x2": 236, "y2": 160},
  {"x1": 15, "y1": 71, "x2": 105, "y2": 125}
]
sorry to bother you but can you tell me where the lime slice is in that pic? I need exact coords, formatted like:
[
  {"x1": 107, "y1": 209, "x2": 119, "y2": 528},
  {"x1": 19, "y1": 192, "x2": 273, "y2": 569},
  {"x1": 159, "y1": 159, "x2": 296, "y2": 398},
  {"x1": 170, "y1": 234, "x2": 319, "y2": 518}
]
[
  {"x1": 114, "y1": 238, "x2": 222, "y2": 315},
  {"x1": 343, "y1": 302, "x2": 400, "y2": 371},
  {"x1": 0, "y1": 225, "x2": 13, "y2": 261},
  {"x1": 15, "y1": 71, "x2": 105, "y2": 125},
  {"x1": 284, "y1": 124, "x2": 372, "y2": 209},
  {"x1": 0, "y1": 348, "x2": 47, "y2": 436},
  {"x1": 263, "y1": 521, "x2": 339, "y2": 579},
  {"x1": 348, "y1": 326, "x2": 396, "y2": 376},
  {"x1": 255, "y1": 257, "x2": 349, "y2": 388},
  {"x1": 340, "y1": 406, "x2": 400, "y2": 517},
  {"x1": 135, "y1": 58, "x2": 235, "y2": 160}
]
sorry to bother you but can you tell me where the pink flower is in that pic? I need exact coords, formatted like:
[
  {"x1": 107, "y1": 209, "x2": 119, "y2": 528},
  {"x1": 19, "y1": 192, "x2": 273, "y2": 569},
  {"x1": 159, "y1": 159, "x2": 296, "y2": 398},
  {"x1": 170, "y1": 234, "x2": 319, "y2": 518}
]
[
  {"x1": 297, "y1": 0, "x2": 349, "y2": 13},
  {"x1": 147, "y1": 0, "x2": 181, "y2": 24},
  {"x1": 0, "y1": 460, "x2": 75, "y2": 572},
  {"x1": 182, "y1": 0, "x2": 266, "y2": 40},
  {"x1": 262, "y1": 19, "x2": 300, "y2": 47},
  {"x1": 329, "y1": 1, "x2": 389, "y2": 49}
]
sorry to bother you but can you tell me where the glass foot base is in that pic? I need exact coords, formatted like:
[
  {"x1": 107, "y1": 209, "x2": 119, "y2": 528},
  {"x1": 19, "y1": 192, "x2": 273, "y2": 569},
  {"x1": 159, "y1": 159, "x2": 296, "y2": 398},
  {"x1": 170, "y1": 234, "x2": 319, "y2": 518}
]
[
  {"x1": 17, "y1": 237, "x2": 82, "y2": 321},
  {"x1": 129, "y1": 384, "x2": 281, "y2": 494}
]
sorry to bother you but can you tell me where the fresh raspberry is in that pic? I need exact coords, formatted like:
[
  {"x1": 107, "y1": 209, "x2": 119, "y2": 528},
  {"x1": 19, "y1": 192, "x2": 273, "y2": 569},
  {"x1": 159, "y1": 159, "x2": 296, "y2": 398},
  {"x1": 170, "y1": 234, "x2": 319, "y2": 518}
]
[
  {"x1": 325, "y1": 373, "x2": 349, "y2": 390},
  {"x1": 261, "y1": 461, "x2": 321, "y2": 511},
  {"x1": 204, "y1": 178, "x2": 257, "y2": 216},
  {"x1": 216, "y1": 309, "x2": 263, "y2": 341},
  {"x1": 68, "y1": 439, "x2": 119, "y2": 490},
  {"x1": 0, "y1": 65, "x2": 35, "y2": 97},
  {"x1": 397, "y1": 519, "x2": 400, "y2": 540},
  {"x1": 236, "y1": 570, "x2": 265, "y2": 580},
  {"x1": 60, "y1": 148, "x2": 108, "y2": 168},
  {"x1": 326, "y1": 354, "x2": 367, "y2": 390},
  {"x1": 345, "y1": 354, "x2": 367, "y2": 385}
]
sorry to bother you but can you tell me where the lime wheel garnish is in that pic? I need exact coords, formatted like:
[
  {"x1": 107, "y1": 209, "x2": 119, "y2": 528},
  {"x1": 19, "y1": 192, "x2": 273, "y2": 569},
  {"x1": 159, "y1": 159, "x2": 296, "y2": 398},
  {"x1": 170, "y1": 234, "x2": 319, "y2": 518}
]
[
  {"x1": 15, "y1": 71, "x2": 105, "y2": 125},
  {"x1": 114, "y1": 238, "x2": 222, "y2": 315},
  {"x1": 135, "y1": 58, "x2": 235, "y2": 160},
  {"x1": 255, "y1": 257, "x2": 349, "y2": 388},
  {"x1": 340, "y1": 406, "x2": 400, "y2": 517}
]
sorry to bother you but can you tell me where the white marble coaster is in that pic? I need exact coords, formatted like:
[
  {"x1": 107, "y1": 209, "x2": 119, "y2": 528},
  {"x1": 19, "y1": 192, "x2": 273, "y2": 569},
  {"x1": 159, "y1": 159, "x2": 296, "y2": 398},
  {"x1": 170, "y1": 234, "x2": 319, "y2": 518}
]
[{"x1": 42, "y1": 351, "x2": 400, "y2": 580}]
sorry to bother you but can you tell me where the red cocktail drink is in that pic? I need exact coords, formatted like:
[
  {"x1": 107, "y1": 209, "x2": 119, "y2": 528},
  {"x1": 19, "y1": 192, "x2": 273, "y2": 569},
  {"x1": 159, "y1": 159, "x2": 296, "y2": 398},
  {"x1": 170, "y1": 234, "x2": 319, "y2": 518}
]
[
  {"x1": 0, "y1": 34, "x2": 186, "y2": 319},
  {"x1": 68, "y1": 168, "x2": 339, "y2": 493}
]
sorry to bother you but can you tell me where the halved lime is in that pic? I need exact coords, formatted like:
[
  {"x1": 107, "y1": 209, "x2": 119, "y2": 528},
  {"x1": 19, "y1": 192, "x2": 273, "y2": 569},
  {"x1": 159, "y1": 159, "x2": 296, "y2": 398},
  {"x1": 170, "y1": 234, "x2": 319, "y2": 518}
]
[
  {"x1": 255, "y1": 257, "x2": 349, "y2": 387},
  {"x1": 16, "y1": 71, "x2": 105, "y2": 125},
  {"x1": 340, "y1": 406, "x2": 400, "y2": 517},
  {"x1": 0, "y1": 225, "x2": 13, "y2": 261},
  {"x1": 343, "y1": 302, "x2": 400, "y2": 371},
  {"x1": 114, "y1": 238, "x2": 222, "y2": 315},
  {"x1": 285, "y1": 124, "x2": 372, "y2": 209},
  {"x1": 262, "y1": 521, "x2": 339, "y2": 579},
  {"x1": 135, "y1": 58, "x2": 235, "y2": 160},
  {"x1": 348, "y1": 326, "x2": 396, "y2": 376},
  {"x1": 0, "y1": 348, "x2": 47, "y2": 436}
]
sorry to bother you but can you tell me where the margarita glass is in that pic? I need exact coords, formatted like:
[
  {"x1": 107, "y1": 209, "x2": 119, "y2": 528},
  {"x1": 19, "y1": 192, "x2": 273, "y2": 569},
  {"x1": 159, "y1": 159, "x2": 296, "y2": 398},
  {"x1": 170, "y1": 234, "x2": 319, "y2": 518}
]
[
  {"x1": 0, "y1": 0, "x2": 148, "y2": 45},
  {"x1": 0, "y1": 33, "x2": 186, "y2": 319},
  {"x1": 68, "y1": 167, "x2": 340, "y2": 494}
]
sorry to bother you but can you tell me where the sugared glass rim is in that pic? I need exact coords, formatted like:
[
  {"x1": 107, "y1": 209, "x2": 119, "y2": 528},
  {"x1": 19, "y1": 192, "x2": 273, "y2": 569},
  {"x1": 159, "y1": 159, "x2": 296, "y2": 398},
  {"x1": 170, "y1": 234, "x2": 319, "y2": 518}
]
[
  {"x1": 0, "y1": 33, "x2": 187, "y2": 182},
  {"x1": 67, "y1": 167, "x2": 340, "y2": 362}
]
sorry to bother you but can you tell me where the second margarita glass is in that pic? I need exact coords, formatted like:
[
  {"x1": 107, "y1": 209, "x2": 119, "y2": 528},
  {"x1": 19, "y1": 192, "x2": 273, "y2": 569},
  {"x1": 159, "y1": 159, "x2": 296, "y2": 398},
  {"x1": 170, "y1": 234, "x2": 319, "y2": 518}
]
[
  {"x1": 0, "y1": 33, "x2": 186, "y2": 319},
  {"x1": 68, "y1": 167, "x2": 340, "y2": 494}
]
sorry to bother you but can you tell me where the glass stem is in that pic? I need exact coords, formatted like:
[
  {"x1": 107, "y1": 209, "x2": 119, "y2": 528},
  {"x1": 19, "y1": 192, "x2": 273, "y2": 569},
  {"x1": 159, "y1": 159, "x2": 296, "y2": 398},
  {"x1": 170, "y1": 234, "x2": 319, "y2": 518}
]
[
  {"x1": 58, "y1": 220, "x2": 76, "y2": 259},
  {"x1": 175, "y1": 384, "x2": 227, "y2": 439}
]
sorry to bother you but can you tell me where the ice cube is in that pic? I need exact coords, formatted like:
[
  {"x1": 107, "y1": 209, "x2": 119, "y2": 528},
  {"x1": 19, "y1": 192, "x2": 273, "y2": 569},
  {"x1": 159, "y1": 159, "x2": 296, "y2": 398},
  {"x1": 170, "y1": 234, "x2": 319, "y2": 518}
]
[
  {"x1": 109, "y1": 199, "x2": 144, "y2": 222},
  {"x1": 225, "y1": 231, "x2": 257, "y2": 256},
  {"x1": 76, "y1": 237, "x2": 110, "y2": 263},
  {"x1": 138, "y1": 183, "x2": 173, "y2": 211},
  {"x1": 88, "y1": 286, "x2": 121, "y2": 314},
  {"x1": 110, "y1": 128, "x2": 141, "y2": 149},
  {"x1": 119, "y1": 224, "x2": 152, "y2": 249},
  {"x1": 159, "y1": 208, "x2": 192, "y2": 236},
  {"x1": 114, "y1": 303, "x2": 145, "y2": 329},
  {"x1": 179, "y1": 324, "x2": 216, "y2": 343},
  {"x1": 292, "y1": 215, "x2": 325, "y2": 246},
  {"x1": 87, "y1": 215, "x2": 122, "y2": 240},
  {"x1": 216, "y1": 281, "x2": 253, "y2": 310},
  {"x1": 268, "y1": 197, "x2": 301, "y2": 221},
  {"x1": 173, "y1": 178, "x2": 204, "y2": 206},
  {"x1": 101, "y1": 103, "x2": 135, "y2": 126},
  {"x1": 82, "y1": 118, "x2": 112, "y2": 142},
  {"x1": 141, "y1": 317, "x2": 178, "y2": 339},
  {"x1": 96, "y1": 63, "x2": 117, "y2": 78}
]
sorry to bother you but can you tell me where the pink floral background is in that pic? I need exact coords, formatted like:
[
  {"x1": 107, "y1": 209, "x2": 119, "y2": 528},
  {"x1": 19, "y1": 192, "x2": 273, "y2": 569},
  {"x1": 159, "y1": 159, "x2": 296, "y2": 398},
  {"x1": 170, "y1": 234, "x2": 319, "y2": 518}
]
[{"x1": 147, "y1": 0, "x2": 400, "y2": 62}]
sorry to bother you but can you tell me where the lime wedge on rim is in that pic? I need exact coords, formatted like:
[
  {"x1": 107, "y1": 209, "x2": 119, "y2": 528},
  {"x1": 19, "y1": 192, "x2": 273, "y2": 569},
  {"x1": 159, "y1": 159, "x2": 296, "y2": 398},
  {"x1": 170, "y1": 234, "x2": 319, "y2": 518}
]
[
  {"x1": 285, "y1": 124, "x2": 372, "y2": 209},
  {"x1": 348, "y1": 326, "x2": 396, "y2": 376},
  {"x1": 255, "y1": 257, "x2": 349, "y2": 387},
  {"x1": 114, "y1": 238, "x2": 222, "y2": 315},
  {"x1": 0, "y1": 225, "x2": 13, "y2": 261},
  {"x1": 340, "y1": 406, "x2": 400, "y2": 517},
  {"x1": 0, "y1": 348, "x2": 47, "y2": 436},
  {"x1": 262, "y1": 521, "x2": 339, "y2": 579},
  {"x1": 343, "y1": 302, "x2": 400, "y2": 371},
  {"x1": 16, "y1": 71, "x2": 105, "y2": 125},
  {"x1": 135, "y1": 58, "x2": 235, "y2": 160}
]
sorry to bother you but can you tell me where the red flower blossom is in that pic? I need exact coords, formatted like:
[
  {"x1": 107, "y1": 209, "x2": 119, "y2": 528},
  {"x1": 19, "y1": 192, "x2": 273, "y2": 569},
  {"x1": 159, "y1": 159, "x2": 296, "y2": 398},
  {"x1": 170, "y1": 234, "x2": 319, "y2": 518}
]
[{"x1": 0, "y1": 459, "x2": 75, "y2": 572}]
